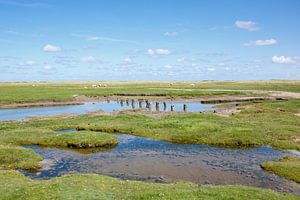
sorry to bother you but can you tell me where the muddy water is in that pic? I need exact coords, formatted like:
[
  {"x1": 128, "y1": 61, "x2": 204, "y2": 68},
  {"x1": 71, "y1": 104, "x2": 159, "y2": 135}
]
[
  {"x1": 0, "y1": 100, "x2": 213, "y2": 120},
  {"x1": 22, "y1": 134, "x2": 300, "y2": 194}
]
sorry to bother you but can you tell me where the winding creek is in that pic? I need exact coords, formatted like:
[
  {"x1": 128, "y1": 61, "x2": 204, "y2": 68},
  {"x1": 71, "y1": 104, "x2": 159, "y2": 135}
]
[
  {"x1": 0, "y1": 100, "x2": 213, "y2": 120},
  {"x1": 21, "y1": 133, "x2": 300, "y2": 194}
]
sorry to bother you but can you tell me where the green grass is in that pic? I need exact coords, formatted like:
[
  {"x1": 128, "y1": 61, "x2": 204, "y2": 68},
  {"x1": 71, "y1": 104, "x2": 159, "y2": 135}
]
[
  {"x1": 1, "y1": 80, "x2": 300, "y2": 104},
  {"x1": 0, "y1": 146, "x2": 42, "y2": 170},
  {"x1": 0, "y1": 129, "x2": 118, "y2": 149},
  {"x1": 1, "y1": 100, "x2": 299, "y2": 150},
  {"x1": 261, "y1": 156, "x2": 300, "y2": 183},
  {"x1": 0, "y1": 84, "x2": 300, "y2": 198},
  {"x1": 0, "y1": 170, "x2": 298, "y2": 200}
]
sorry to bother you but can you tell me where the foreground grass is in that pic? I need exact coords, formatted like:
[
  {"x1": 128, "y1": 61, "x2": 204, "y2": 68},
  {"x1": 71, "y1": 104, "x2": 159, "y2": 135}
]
[
  {"x1": 0, "y1": 170, "x2": 298, "y2": 200},
  {"x1": 0, "y1": 146, "x2": 42, "y2": 170},
  {"x1": 1, "y1": 80, "x2": 300, "y2": 104},
  {"x1": 261, "y1": 156, "x2": 300, "y2": 183}
]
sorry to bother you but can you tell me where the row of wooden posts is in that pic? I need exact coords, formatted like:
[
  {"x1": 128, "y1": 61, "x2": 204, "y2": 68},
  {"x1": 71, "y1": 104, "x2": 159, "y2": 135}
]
[{"x1": 109, "y1": 99, "x2": 188, "y2": 112}]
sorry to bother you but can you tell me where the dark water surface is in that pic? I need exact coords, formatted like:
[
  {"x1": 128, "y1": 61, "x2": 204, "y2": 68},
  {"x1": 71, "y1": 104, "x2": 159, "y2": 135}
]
[
  {"x1": 22, "y1": 133, "x2": 300, "y2": 195},
  {"x1": 0, "y1": 100, "x2": 213, "y2": 120}
]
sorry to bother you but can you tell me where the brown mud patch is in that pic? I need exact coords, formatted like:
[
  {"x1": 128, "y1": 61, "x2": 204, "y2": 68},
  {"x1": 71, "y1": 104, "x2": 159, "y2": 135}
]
[{"x1": 292, "y1": 136, "x2": 300, "y2": 142}]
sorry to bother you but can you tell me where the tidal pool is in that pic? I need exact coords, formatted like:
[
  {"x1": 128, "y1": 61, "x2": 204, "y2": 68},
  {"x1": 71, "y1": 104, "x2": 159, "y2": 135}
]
[
  {"x1": 22, "y1": 133, "x2": 300, "y2": 194},
  {"x1": 0, "y1": 100, "x2": 213, "y2": 120}
]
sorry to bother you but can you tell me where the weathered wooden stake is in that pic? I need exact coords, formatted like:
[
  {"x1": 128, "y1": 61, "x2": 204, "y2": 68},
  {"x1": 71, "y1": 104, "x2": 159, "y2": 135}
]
[
  {"x1": 131, "y1": 99, "x2": 135, "y2": 109},
  {"x1": 126, "y1": 99, "x2": 129, "y2": 106},
  {"x1": 155, "y1": 102, "x2": 160, "y2": 112},
  {"x1": 163, "y1": 102, "x2": 167, "y2": 111},
  {"x1": 138, "y1": 100, "x2": 143, "y2": 108},
  {"x1": 120, "y1": 100, "x2": 124, "y2": 107},
  {"x1": 171, "y1": 105, "x2": 174, "y2": 112},
  {"x1": 146, "y1": 102, "x2": 151, "y2": 110},
  {"x1": 183, "y1": 104, "x2": 187, "y2": 112}
]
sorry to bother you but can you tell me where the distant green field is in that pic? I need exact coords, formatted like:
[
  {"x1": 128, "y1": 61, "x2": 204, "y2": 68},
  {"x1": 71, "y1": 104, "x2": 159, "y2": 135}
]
[{"x1": 0, "y1": 80, "x2": 299, "y2": 103}]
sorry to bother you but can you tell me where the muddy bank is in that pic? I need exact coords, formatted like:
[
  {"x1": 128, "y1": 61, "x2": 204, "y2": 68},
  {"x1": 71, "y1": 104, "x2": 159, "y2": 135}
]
[
  {"x1": 200, "y1": 96, "x2": 286, "y2": 104},
  {"x1": 0, "y1": 101, "x2": 84, "y2": 109}
]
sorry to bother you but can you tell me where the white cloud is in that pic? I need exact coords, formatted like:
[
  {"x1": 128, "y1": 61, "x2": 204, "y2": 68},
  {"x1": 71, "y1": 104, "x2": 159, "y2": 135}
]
[
  {"x1": 147, "y1": 48, "x2": 171, "y2": 56},
  {"x1": 80, "y1": 56, "x2": 97, "y2": 63},
  {"x1": 43, "y1": 44, "x2": 61, "y2": 52},
  {"x1": 123, "y1": 57, "x2": 132, "y2": 63},
  {"x1": 164, "y1": 64, "x2": 173, "y2": 69},
  {"x1": 207, "y1": 68, "x2": 216, "y2": 72},
  {"x1": 19, "y1": 60, "x2": 36, "y2": 66},
  {"x1": 235, "y1": 20, "x2": 259, "y2": 31},
  {"x1": 43, "y1": 65, "x2": 52, "y2": 70},
  {"x1": 244, "y1": 39, "x2": 277, "y2": 46},
  {"x1": 164, "y1": 31, "x2": 178, "y2": 37},
  {"x1": 177, "y1": 57, "x2": 185, "y2": 62},
  {"x1": 272, "y1": 56, "x2": 296, "y2": 64},
  {"x1": 71, "y1": 33, "x2": 139, "y2": 44}
]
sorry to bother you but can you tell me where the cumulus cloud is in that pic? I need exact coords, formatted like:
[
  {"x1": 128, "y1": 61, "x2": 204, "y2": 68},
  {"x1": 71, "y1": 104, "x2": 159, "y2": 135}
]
[
  {"x1": 235, "y1": 20, "x2": 259, "y2": 31},
  {"x1": 164, "y1": 31, "x2": 178, "y2": 37},
  {"x1": 80, "y1": 56, "x2": 97, "y2": 63},
  {"x1": 147, "y1": 48, "x2": 171, "y2": 56},
  {"x1": 244, "y1": 39, "x2": 277, "y2": 46},
  {"x1": 272, "y1": 56, "x2": 297, "y2": 64},
  {"x1": 43, "y1": 44, "x2": 62, "y2": 52}
]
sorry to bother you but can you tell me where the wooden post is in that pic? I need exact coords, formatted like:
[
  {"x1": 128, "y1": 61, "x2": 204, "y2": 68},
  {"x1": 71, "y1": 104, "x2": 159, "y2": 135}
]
[
  {"x1": 126, "y1": 99, "x2": 129, "y2": 106},
  {"x1": 131, "y1": 99, "x2": 135, "y2": 109},
  {"x1": 120, "y1": 99, "x2": 124, "y2": 107},
  {"x1": 155, "y1": 102, "x2": 160, "y2": 112},
  {"x1": 171, "y1": 105, "x2": 174, "y2": 112},
  {"x1": 183, "y1": 104, "x2": 187, "y2": 112},
  {"x1": 146, "y1": 101, "x2": 151, "y2": 110},
  {"x1": 138, "y1": 100, "x2": 143, "y2": 109},
  {"x1": 163, "y1": 102, "x2": 167, "y2": 111}
]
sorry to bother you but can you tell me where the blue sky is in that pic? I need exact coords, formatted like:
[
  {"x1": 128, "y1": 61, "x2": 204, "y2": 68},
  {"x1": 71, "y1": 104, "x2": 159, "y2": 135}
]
[{"x1": 0, "y1": 0, "x2": 300, "y2": 81}]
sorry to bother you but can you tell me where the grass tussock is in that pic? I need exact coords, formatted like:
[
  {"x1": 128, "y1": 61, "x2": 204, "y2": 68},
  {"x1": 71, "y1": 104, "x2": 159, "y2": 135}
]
[
  {"x1": 0, "y1": 146, "x2": 42, "y2": 170},
  {"x1": 261, "y1": 156, "x2": 300, "y2": 183}
]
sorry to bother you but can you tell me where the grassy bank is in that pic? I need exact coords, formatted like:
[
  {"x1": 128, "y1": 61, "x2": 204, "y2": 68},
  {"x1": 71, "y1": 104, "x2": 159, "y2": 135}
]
[
  {"x1": 0, "y1": 129, "x2": 118, "y2": 149},
  {"x1": 261, "y1": 156, "x2": 300, "y2": 183},
  {"x1": 0, "y1": 170, "x2": 297, "y2": 200},
  {"x1": 1, "y1": 80, "x2": 300, "y2": 104},
  {"x1": 0, "y1": 146, "x2": 42, "y2": 170}
]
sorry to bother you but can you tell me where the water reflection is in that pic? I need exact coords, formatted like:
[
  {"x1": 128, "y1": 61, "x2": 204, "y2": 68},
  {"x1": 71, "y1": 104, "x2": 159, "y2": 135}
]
[{"x1": 0, "y1": 100, "x2": 214, "y2": 120}]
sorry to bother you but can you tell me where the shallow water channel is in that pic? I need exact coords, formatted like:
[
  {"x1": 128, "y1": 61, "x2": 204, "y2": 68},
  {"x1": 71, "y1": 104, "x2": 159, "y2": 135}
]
[
  {"x1": 0, "y1": 100, "x2": 213, "y2": 120},
  {"x1": 22, "y1": 133, "x2": 300, "y2": 195}
]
